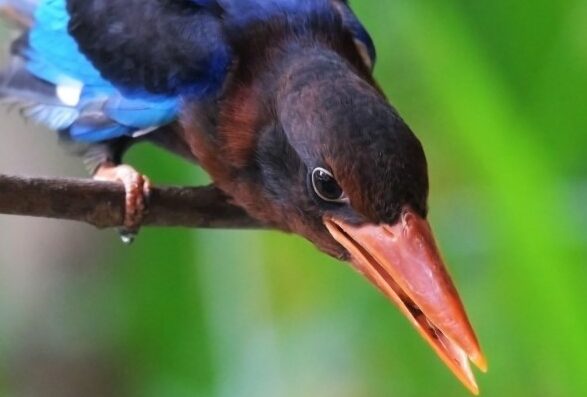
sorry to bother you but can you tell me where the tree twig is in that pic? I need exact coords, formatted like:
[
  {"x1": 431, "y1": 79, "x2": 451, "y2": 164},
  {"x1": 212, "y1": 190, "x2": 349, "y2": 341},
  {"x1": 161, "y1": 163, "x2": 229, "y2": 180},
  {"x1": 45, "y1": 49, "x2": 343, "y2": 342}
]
[{"x1": 0, "y1": 174, "x2": 264, "y2": 229}]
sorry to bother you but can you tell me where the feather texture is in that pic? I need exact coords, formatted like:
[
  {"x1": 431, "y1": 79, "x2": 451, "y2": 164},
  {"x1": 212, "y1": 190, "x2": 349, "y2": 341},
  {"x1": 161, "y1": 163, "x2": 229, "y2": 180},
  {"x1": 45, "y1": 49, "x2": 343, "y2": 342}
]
[
  {"x1": 0, "y1": 0, "x2": 179, "y2": 142},
  {"x1": 0, "y1": 0, "x2": 376, "y2": 143},
  {"x1": 66, "y1": 0, "x2": 232, "y2": 97}
]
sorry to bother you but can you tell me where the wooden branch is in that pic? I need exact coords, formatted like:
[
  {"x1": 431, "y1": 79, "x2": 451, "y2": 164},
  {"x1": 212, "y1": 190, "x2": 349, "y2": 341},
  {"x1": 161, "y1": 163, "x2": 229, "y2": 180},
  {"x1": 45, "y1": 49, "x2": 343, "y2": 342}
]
[{"x1": 0, "y1": 174, "x2": 264, "y2": 229}]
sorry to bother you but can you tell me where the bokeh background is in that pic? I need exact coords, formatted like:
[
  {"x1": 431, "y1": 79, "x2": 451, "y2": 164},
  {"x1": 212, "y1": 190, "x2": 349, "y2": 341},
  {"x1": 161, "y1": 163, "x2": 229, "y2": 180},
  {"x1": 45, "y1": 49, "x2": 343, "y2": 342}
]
[{"x1": 1, "y1": 1, "x2": 587, "y2": 396}]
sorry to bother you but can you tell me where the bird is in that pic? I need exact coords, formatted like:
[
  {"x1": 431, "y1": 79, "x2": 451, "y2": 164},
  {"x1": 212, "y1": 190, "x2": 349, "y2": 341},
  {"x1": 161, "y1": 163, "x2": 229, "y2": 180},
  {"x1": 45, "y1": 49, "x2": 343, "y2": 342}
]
[{"x1": 0, "y1": 0, "x2": 487, "y2": 392}]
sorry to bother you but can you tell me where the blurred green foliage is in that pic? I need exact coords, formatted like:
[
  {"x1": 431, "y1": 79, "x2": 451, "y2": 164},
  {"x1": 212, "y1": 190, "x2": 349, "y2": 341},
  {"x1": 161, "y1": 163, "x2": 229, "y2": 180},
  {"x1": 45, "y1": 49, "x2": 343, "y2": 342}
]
[{"x1": 2, "y1": 1, "x2": 587, "y2": 396}]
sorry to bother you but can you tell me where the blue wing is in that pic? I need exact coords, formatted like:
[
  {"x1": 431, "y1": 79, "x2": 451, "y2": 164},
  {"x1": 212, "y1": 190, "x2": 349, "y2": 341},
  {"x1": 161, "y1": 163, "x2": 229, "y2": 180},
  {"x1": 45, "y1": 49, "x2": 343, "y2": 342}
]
[
  {"x1": 0, "y1": 0, "x2": 228, "y2": 143},
  {"x1": 0, "y1": 0, "x2": 373, "y2": 143},
  {"x1": 66, "y1": 0, "x2": 232, "y2": 98},
  {"x1": 65, "y1": 0, "x2": 372, "y2": 97}
]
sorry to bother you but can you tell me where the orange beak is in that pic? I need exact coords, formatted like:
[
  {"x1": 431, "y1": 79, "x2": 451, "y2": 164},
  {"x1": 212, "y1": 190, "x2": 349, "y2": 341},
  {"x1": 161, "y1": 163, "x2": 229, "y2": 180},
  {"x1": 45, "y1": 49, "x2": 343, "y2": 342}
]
[{"x1": 325, "y1": 207, "x2": 487, "y2": 394}]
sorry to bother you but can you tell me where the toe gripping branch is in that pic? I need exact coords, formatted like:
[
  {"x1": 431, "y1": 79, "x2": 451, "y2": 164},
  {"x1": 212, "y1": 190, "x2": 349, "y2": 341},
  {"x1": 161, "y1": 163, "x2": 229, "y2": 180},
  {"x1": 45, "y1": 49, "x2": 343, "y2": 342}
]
[{"x1": 93, "y1": 164, "x2": 152, "y2": 243}]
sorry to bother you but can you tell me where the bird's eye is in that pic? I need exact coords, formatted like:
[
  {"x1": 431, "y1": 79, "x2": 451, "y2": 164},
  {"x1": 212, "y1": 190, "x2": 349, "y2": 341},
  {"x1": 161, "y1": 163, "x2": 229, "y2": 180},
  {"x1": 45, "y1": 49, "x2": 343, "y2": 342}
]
[{"x1": 311, "y1": 167, "x2": 348, "y2": 203}]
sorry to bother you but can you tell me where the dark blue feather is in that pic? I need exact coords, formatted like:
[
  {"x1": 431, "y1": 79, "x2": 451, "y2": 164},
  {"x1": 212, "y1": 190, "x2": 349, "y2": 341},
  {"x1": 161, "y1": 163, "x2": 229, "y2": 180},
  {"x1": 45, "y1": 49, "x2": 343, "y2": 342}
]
[
  {"x1": 66, "y1": 0, "x2": 232, "y2": 98},
  {"x1": 218, "y1": 0, "x2": 375, "y2": 67},
  {"x1": 1, "y1": 0, "x2": 180, "y2": 142},
  {"x1": 334, "y1": 2, "x2": 376, "y2": 66},
  {"x1": 1, "y1": 0, "x2": 376, "y2": 143}
]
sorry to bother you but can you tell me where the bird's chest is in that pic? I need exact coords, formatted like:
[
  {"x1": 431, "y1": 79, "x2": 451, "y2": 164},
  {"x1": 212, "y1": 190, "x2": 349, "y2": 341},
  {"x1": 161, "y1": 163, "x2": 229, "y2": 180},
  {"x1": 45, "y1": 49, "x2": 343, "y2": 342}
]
[{"x1": 179, "y1": 86, "x2": 259, "y2": 177}]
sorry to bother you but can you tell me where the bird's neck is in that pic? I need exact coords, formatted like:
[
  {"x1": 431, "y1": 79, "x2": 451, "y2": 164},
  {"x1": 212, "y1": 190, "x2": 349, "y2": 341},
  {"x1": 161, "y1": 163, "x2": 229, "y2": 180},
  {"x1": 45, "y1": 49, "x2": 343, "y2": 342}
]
[{"x1": 180, "y1": 35, "x2": 375, "y2": 229}]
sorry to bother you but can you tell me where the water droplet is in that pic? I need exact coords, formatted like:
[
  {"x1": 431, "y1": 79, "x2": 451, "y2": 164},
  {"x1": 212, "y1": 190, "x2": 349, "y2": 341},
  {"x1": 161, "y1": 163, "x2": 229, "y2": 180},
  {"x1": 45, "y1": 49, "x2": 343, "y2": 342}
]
[{"x1": 119, "y1": 230, "x2": 136, "y2": 245}]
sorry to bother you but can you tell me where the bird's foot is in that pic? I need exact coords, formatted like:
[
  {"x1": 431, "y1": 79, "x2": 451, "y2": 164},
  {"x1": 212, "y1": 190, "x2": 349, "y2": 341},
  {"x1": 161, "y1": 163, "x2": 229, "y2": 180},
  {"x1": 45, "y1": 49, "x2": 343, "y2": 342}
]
[{"x1": 93, "y1": 163, "x2": 151, "y2": 244}]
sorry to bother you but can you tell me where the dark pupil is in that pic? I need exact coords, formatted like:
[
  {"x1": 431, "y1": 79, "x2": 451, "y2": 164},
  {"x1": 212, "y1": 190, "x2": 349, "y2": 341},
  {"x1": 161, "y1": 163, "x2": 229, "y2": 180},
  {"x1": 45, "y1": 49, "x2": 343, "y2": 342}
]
[{"x1": 315, "y1": 170, "x2": 343, "y2": 200}]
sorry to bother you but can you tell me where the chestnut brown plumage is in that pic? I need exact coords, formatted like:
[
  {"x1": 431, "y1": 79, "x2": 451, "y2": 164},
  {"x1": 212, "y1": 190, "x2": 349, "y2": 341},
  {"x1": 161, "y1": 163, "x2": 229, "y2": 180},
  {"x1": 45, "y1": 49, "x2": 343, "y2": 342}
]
[{"x1": 0, "y1": 0, "x2": 486, "y2": 392}]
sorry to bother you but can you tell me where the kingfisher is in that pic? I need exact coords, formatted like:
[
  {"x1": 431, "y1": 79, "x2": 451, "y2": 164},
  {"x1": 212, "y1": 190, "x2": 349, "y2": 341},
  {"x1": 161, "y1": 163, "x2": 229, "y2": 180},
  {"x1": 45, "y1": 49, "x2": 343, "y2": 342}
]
[{"x1": 0, "y1": 0, "x2": 487, "y2": 392}]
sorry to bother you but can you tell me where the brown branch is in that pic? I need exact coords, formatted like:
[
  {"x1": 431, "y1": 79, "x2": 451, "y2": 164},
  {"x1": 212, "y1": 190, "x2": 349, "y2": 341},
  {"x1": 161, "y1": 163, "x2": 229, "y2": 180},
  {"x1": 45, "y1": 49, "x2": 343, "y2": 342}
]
[{"x1": 0, "y1": 174, "x2": 264, "y2": 229}]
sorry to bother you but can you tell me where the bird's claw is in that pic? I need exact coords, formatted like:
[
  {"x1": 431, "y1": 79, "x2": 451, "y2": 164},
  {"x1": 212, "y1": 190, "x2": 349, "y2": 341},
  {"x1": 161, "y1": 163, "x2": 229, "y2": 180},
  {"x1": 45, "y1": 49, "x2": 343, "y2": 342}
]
[{"x1": 93, "y1": 163, "x2": 151, "y2": 243}]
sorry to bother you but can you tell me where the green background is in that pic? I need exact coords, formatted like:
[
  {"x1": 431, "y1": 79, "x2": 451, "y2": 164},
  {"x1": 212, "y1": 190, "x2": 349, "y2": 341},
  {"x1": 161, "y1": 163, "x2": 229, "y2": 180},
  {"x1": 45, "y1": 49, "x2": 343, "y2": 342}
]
[{"x1": 1, "y1": 1, "x2": 587, "y2": 396}]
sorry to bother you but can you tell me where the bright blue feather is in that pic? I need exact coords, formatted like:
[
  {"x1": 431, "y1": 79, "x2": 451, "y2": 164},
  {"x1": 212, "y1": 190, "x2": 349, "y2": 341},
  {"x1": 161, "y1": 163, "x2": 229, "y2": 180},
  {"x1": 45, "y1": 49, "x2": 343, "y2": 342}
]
[
  {"x1": 4, "y1": 0, "x2": 375, "y2": 143},
  {"x1": 27, "y1": 0, "x2": 104, "y2": 85},
  {"x1": 23, "y1": 0, "x2": 180, "y2": 142},
  {"x1": 103, "y1": 95, "x2": 178, "y2": 130}
]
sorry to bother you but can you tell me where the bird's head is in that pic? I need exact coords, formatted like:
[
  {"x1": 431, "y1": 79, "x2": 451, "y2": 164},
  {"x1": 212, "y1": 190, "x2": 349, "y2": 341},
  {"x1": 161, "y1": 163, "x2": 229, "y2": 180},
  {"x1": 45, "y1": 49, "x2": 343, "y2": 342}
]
[{"x1": 190, "y1": 23, "x2": 486, "y2": 393}]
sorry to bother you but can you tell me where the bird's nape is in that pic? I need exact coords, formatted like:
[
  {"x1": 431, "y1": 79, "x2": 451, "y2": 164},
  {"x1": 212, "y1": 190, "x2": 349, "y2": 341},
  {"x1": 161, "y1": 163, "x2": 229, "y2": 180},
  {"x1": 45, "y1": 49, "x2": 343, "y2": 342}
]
[{"x1": 325, "y1": 207, "x2": 487, "y2": 394}]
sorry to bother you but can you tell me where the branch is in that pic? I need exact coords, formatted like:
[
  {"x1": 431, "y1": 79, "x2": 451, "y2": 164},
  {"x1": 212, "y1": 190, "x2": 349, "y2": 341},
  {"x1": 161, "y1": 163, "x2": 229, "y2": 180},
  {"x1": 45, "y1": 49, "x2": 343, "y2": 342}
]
[{"x1": 0, "y1": 174, "x2": 264, "y2": 229}]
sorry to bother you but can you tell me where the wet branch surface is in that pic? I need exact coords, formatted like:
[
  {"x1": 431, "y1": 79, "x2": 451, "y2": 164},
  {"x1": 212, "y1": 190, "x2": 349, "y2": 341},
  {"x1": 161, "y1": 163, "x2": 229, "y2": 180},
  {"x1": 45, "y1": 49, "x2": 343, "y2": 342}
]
[{"x1": 0, "y1": 174, "x2": 264, "y2": 229}]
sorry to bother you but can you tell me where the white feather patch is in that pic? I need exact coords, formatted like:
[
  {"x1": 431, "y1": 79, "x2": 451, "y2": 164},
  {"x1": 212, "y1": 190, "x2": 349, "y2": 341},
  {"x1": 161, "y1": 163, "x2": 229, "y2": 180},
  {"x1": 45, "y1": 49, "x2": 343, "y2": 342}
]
[{"x1": 56, "y1": 83, "x2": 82, "y2": 107}]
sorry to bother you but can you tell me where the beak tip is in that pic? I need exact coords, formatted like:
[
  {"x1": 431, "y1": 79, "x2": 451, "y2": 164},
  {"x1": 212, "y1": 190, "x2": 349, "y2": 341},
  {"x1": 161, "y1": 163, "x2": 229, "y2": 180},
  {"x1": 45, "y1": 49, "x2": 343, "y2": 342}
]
[
  {"x1": 463, "y1": 351, "x2": 486, "y2": 395},
  {"x1": 471, "y1": 351, "x2": 488, "y2": 373},
  {"x1": 325, "y1": 214, "x2": 487, "y2": 394},
  {"x1": 463, "y1": 371, "x2": 480, "y2": 395},
  {"x1": 460, "y1": 372, "x2": 480, "y2": 395}
]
